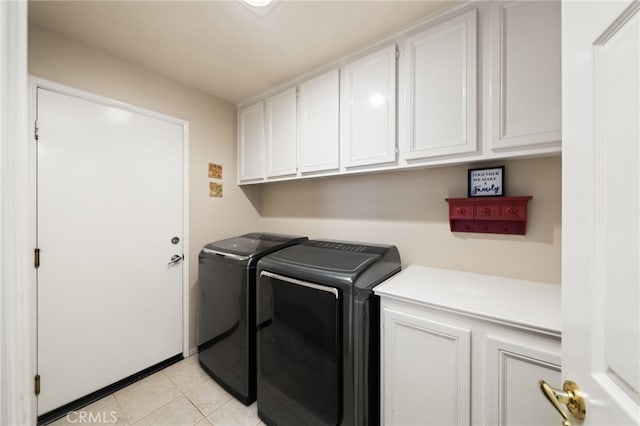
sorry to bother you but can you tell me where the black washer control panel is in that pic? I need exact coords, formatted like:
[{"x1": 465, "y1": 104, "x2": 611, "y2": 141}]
[{"x1": 305, "y1": 240, "x2": 389, "y2": 255}]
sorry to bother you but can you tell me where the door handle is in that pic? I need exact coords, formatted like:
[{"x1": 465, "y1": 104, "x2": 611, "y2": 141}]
[
  {"x1": 168, "y1": 254, "x2": 184, "y2": 266},
  {"x1": 539, "y1": 380, "x2": 586, "y2": 426}
]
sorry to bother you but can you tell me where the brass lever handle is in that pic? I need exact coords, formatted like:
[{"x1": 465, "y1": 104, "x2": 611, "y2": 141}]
[
  {"x1": 540, "y1": 380, "x2": 570, "y2": 425},
  {"x1": 539, "y1": 380, "x2": 586, "y2": 426}
]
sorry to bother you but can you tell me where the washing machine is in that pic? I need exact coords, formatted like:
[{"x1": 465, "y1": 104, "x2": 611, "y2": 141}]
[
  {"x1": 256, "y1": 239, "x2": 401, "y2": 426},
  {"x1": 197, "y1": 232, "x2": 307, "y2": 405}
]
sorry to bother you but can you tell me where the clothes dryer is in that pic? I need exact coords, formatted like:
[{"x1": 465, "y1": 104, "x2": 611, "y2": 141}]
[{"x1": 256, "y1": 240, "x2": 401, "y2": 426}]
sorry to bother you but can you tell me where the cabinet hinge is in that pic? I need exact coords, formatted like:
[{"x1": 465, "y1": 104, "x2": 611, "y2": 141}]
[
  {"x1": 34, "y1": 248, "x2": 40, "y2": 268},
  {"x1": 34, "y1": 121, "x2": 39, "y2": 141},
  {"x1": 35, "y1": 374, "x2": 41, "y2": 396},
  {"x1": 395, "y1": 49, "x2": 399, "y2": 59}
]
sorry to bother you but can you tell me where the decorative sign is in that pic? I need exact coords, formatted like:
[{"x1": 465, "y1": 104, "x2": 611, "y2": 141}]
[
  {"x1": 468, "y1": 166, "x2": 505, "y2": 197},
  {"x1": 208, "y1": 163, "x2": 223, "y2": 179},
  {"x1": 209, "y1": 182, "x2": 223, "y2": 198}
]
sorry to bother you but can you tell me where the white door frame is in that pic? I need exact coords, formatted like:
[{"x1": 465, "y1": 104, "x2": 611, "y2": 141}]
[
  {"x1": 28, "y1": 78, "x2": 191, "y2": 380},
  {"x1": 0, "y1": 1, "x2": 33, "y2": 425}
]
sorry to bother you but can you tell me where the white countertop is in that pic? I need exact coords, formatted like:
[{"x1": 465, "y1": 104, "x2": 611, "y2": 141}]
[{"x1": 375, "y1": 265, "x2": 561, "y2": 337}]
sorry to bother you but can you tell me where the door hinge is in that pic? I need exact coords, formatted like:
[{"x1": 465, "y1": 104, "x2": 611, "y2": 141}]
[
  {"x1": 34, "y1": 121, "x2": 39, "y2": 141},
  {"x1": 395, "y1": 49, "x2": 399, "y2": 59},
  {"x1": 35, "y1": 374, "x2": 41, "y2": 396},
  {"x1": 34, "y1": 248, "x2": 40, "y2": 268}
]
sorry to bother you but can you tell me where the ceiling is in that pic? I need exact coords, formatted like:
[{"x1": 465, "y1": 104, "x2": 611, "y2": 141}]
[{"x1": 29, "y1": 0, "x2": 454, "y2": 104}]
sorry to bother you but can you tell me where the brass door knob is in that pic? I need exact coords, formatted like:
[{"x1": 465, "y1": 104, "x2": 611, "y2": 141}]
[{"x1": 539, "y1": 380, "x2": 586, "y2": 426}]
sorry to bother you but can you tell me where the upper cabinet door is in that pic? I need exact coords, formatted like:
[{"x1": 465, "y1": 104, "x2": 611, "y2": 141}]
[
  {"x1": 489, "y1": 1, "x2": 561, "y2": 150},
  {"x1": 298, "y1": 69, "x2": 340, "y2": 173},
  {"x1": 400, "y1": 9, "x2": 478, "y2": 161},
  {"x1": 265, "y1": 87, "x2": 297, "y2": 177},
  {"x1": 238, "y1": 101, "x2": 264, "y2": 182},
  {"x1": 341, "y1": 45, "x2": 397, "y2": 168}
]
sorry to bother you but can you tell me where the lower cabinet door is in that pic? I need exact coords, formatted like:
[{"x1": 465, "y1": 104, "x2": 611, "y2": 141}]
[
  {"x1": 382, "y1": 307, "x2": 471, "y2": 426},
  {"x1": 486, "y1": 336, "x2": 561, "y2": 426}
]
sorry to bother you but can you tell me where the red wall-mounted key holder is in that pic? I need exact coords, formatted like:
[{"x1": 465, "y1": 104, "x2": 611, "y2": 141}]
[{"x1": 445, "y1": 196, "x2": 533, "y2": 235}]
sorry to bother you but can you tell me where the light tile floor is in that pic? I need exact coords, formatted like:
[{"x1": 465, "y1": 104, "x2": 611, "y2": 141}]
[{"x1": 50, "y1": 355, "x2": 264, "y2": 426}]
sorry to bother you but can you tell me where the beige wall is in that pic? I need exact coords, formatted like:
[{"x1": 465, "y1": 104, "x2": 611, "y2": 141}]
[
  {"x1": 259, "y1": 156, "x2": 561, "y2": 284},
  {"x1": 28, "y1": 24, "x2": 262, "y2": 349}
]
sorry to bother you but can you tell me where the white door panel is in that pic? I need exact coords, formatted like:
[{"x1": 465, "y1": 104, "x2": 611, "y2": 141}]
[
  {"x1": 298, "y1": 69, "x2": 340, "y2": 173},
  {"x1": 265, "y1": 88, "x2": 297, "y2": 177},
  {"x1": 37, "y1": 88, "x2": 184, "y2": 414},
  {"x1": 490, "y1": 1, "x2": 561, "y2": 150},
  {"x1": 238, "y1": 102, "x2": 264, "y2": 181},
  {"x1": 562, "y1": 1, "x2": 639, "y2": 424},
  {"x1": 382, "y1": 307, "x2": 471, "y2": 426},
  {"x1": 341, "y1": 45, "x2": 396, "y2": 168},
  {"x1": 400, "y1": 9, "x2": 477, "y2": 160}
]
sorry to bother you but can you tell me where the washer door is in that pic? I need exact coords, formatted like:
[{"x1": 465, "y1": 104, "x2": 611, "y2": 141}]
[{"x1": 257, "y1": 271, "x2": 342, "y2": 426}]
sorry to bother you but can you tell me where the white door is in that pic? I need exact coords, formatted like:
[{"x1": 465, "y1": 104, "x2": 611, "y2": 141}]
[
  {"x1": 561, "y1": 1, "x2": 639, "y2": 425},
  {"x1": 36, "y1": 87, "x2": 185, "y2": 415}
]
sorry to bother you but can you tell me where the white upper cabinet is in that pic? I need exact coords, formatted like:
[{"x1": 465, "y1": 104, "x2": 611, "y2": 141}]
[
  {"x1": 298, "y1": 69, "x2": 340, "y2": 173},
  {"x1": 399, "y1": 9, "x2": 478, "y2": 161},
  {"x1": 238, "y1": 101, "x2": 264, "y2": 182},
  {"x1": 236, "y1": 2, "x2": 563, "y2": 185},
  {"x1": 340, "y1": 45, "x2": 397, "y2": 168},
  {"x1": 265, "y1": 87, "x2": 297, "y2": 177},
  {"x1": 488, "y1": 1, "x2": 561, "y2": 151}
]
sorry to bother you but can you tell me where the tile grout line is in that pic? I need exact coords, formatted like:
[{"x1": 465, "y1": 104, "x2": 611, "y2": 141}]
[
  {"x1": 166, "y1": 363, "x2": 225, "y2": 425},
  {"x1": 130, "y1": 380, "x2": 201, "y2": 426},
  {"x1": 162, "y1": 357, "x2": 208, "y2": 395},
  {"x1": 129, "y1": 394, "x2": 175, "y2": 425},
  {"x1": 185, "y1": 386, "x2": 234, "y2": 420},
  {"x1": 169, "y1": 369, "x2": 207, "y2": 425},
  {"x1": 112, "y1": 390, "x2": 133, "y2": 425},
  {"x1": 116, "y1": 371, "x2": 183, "y2": 425},
  {"x1": 110, "y1": 393, "x2": 133, "y2": 425},
  {"x1": 183, "y1": 390, "x2": 208, "y2": 421}
]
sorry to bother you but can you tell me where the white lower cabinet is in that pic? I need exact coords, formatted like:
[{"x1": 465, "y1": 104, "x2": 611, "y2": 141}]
[
  {"x1": 485, "y1": 336, "x2": 560, "y2": 426},
  {"x1": 383, "y1": 308, "x2": 471, "y2": 426},
  {"x1": 377, "y1": 266, "x2": 561, "y2": 426}
]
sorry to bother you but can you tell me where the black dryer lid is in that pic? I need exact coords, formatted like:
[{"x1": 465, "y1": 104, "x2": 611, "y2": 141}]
[{"x1": 203, "y1": 233, "x2": 307, "y2": 259}]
